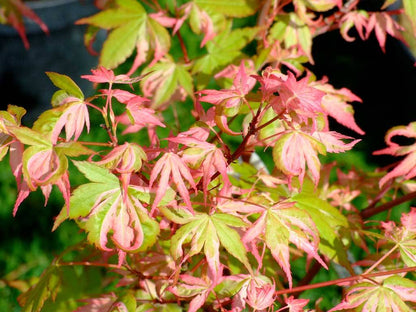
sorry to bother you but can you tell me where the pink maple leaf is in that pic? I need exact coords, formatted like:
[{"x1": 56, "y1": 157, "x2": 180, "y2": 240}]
[
  {"x1": 254, "y1": 66, "x2": 288, "y2": 101},
  {"x1": 5, "y1": 0, "x2": 48, "y2": 49},
  {"x1": 75, "y1": 293, "x2": 117, "y2": 312},
  {"x1": 401, "y1": 207, "x2": 416, "y2": 234},
  {"x1": 313, "y1": 79, "x2": 365, "y2": 135},
  {"x1": 215, "y1": 59, "x2": 255, "y2": 81},
  {"x1": 169, "y1": 128, "x2": 230, "y2": 197},
  {"x1": 277, "y1": 296, "x2": 309, "y2": 312},
  {"x1": 246, "y1": 278, "x2": 275, "y2": 310},
  {"x1": 10, "y1": 144, "x2": 70, "y2": 216},
  {"x1": 51, "y1": 100, "x2": 90, "y2": 144},
  {"x1": 149, "y1": 152, "x2": 197, "y2": 215},
  {"x1": 313, "y1": 131, "x2": 361, "y2": 153},
  {"x1": 148, "y1": 11, "x2": 177, "y2": 28},
  {"x1": 173, "y1": 3, "x2": 216, "y2": 47},
  {"x1": 274, "y1": 130, "x2": 325, "y2": 186},
  {"x1": 112, "y1": 89, "x2": 165, "y2": 133},
  {"x1": 86, "y1": 189, "x2": 146, "y2": 264},
  {"x1": 81, "y1": 66, "x2": 130, "y2": 84},
  {"x1": 366, "y1": 12, "x2": 404, "y2": 53},
  {"x1": 94, "y1": 142, "x2": 146, "y2": 174},
  {"x1": 271, "y1": 71, "x2": 326, "y2": 120},
  {"x1": 230, "y1": 275, "x2": 275, "y2": 312},
  {"x1": 340, "y1": 10, "x2": 368, "y2": 42},
  {"x1": 374, "y1": 122, "x2": 416, "y2": 187},
  {"x1": 199, "y1": 62, "x2": 255, "y2": 110}
]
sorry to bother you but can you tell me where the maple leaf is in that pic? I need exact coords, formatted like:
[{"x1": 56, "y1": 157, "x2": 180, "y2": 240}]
[
  {"x1": 254, "y1": 67, "x2": 288, "y2": 101},
  {"x1": 17, "y1": 262, "x2": 61, "y2": 312},
  {"x1": 313, "y1": 79, "x2": 365, "y2": 135},
  {"x1": 379, "y1": 208, "x2": 416, "y2": 267},
  {"x1": 174, "y1": 2, "x2": 217, "y2": 47},
  {"x1": 293, "y1": 180, "x2": 352, "y2": 272},
  {"x1": 329, "y1": 276, "x2": 416, "y2": 312},
  {"x1": 199, "y1": 61, "x2": 256, "y2": 114},
  {"x1": 76, "y1": 0, "x2": 171, "y2": 73},
  {"x1": 62, "y1": 162, "x2": 159, "y2": 265},
  {"x1": 270, "y1": 71, "x2": 326, "y2": 122},
  {"x1": 299, "y1": 0, "x2": 342, "y2": 12},
  {"x1": 44, "y1": 72, "x2": 90, "y2": 144},
  {"x1": 273, "y1": 129, "x2": 326, "y2": 186},
  {"x1": 108, "y1": 89, "x2": 166, "y2": 134},
  {"x1": 7, "y1": 127, "x2": 91, "y2": 216},
  {"x1": 50, "y1": 101, "x2": 90, "y2": 144},
  {"x1": 242, "y1": 200, "x2": 327, "y2": 288},
  {"x1": 278, "y1": 296, "x2": 310, "y2": 312},
  {"x1": 162, "y1": 206, "x2": 250, "y2": 279},
  {"x1": 246, "y1": 278, "x2": 275, "y2": 310},
  {"x1": 192, "y1": 24, "x2": 259, "y2": 75},
  {"x1": 402, "y1": 0, "x2": 416, "y2": 36},
  {"x1": 74, "y1": 293, "x2": 117, "y2": 312},
  {"x1": 81, "y1": 66, "x2": 150, "y2": 85},
  {"x1": 312, "y1": 131, "x2": 361, "y2": 153},
  {"x1": 0, "y1": 105, "x2": 26, "y2": 161},
  {"x1": 140, "y1": 59, "x2": 194, "y2": 109},
  {"x1": 194, "y1": 0, "x2": 260, "y2": 18},
  {"x1": 374, "y1": 122, "x2": 416, "y2": 187},
  {"x1": 339, "y1": 10, "x2": 369, "y2": 42},
  {"x1": 169, "y1": 132, "x2": 230, "y2": 197},
  {"x1": 81, "y1": 66, "x2": 129, "y2": 84},
  {"x1": 267, "y1": 13, "x2": 314, "y2": 63},
  {"x1": 366, "y1": 11, "x2": 404, "y2": 53},
  {"x1": 169, "y1": 273, "x2": 217, "y2": 312},
  {"x1": 0, "y1": 0, "x2": 48, "y2": 49},
  {"x1": 94, "y1": 142, "x2": 147, "y2": 174},
  {"x1": 228, "y1": 274, "x2": 275, "y2": 312},
  {"x1": 149, "y1": 152, "x2": 197, "y2": 214}
]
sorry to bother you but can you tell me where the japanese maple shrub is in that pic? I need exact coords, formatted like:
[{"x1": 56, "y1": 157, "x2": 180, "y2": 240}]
[{"x1": 1, "y1": 0, "x2": 416, "y2": 311}]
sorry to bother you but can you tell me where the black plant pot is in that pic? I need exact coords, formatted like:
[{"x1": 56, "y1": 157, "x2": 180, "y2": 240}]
[{"x1": 0, "y1": 0, "x2": 100, "y2": 122}]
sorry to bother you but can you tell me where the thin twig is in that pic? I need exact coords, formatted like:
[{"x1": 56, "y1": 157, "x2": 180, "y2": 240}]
[
  {"x1": 57, "y1": 261, "x2": 125, "y2": 270},
  {"x1": 360, "y1": 191, "x2": 416, "y2": 219},
  {"x1": 275, "y1": 266, "x2": 416, "y2": 296},
  {"x1": 176, "y1": 31, "x2": 190, "y2": 64}
]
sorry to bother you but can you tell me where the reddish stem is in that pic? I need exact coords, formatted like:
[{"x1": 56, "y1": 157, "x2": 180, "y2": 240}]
[
  {"x1": 176, "y1": 31, "x2": 190, "y2": 64},
  {"x1": 76, "y1": 141, "x2": 112, "y2": 147},
  {"x1": 360, "y1": 191, "x2": 416, "y2": 219},
  {"x1": 275, "y1": 266, "x2": 416, "y2": 296}
]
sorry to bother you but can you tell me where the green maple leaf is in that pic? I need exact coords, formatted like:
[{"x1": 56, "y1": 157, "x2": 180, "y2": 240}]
[
  {"x1": 195, "y1": 0, "x2": 260, "y2": 17},
  {"x1": 403, "y1": 0, "x2": 416, "y2": 34},
  {"x1": 329, "y1": 276, "x2": 416, "y2": 312},
  {"x1": 292, "y1": 180, "x2": 352, "y2": 273},
  {"x1": 76, "y1": 0, "x2": 170, "y2": 71},
  {"x1": 63, "y1": 162, "x2": 159, "y2": 256},
  {"x1": 18, "y1": 263, "x2": 61, "y2": 312},
  {"x1": 241, "y1": 200, "x2": 327, "y2": 288},
  {"x1": 268, "y1": 13, "x2": 313, "y2": 62},
  {"x1": 192, "y1": 24, "x2": 259, "y2": 75},
  {"x1": 163, "y1": 207, "x2": 250, "y2": 272},
  {"x1": 45, "y1": 72, "x2": 84, "y2": 101}
]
